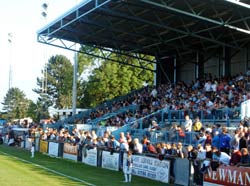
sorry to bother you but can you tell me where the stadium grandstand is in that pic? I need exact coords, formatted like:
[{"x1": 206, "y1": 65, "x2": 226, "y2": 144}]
[
  {"x1": 37, "y1": 0, "x2": 250, "y2": 138},
  {"x1": 1, "y1": 1, "x2": 249, "y2": 186}
]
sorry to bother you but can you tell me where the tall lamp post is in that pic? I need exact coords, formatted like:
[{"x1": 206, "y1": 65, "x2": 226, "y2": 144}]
[
  {"x1": 72, "y1": 0, "x2": 80, "y2": 116},
  {"x1": 7, "y1": 33, "x2": 13, "y2": 120},
  {"x1": 41, "y1": 2, "x2": 48, "y2": 95},
  {"x1": 40, "y1": 2, "x2": 49, "y2": 120},
  {"x1": 8, "y1": 33, "x2": 13, "y2": 91}
]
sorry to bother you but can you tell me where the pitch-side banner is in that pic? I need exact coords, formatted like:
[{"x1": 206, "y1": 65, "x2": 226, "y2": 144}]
[
  {"x1": 63, "y1": 143, "x2": 77, "y2": 161},
  {"x1": 130, "y1": 155, "x2": 170, "y2": 183},
  {"x1": 48, "y1": 142, "x2": 59, "y2": 157},
  {"x1": 82, "y1": 149, "x2": 97, "y2": 167},
  {"x1": 102, "y1": 151, "x2": 119, "y2": 171},
  {"x1": 39, "y1": 140, "x2": 48, "y2": 153},
  {"x1": 204, "y1": 165, "x2": 250, "y2": 186}
]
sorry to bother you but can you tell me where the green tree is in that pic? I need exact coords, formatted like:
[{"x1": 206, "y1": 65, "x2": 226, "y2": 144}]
[
  {"x1": 34, "y1": 55, "x2": 73, "y2": 109},
  {"x1": 78, "y1": 49, "x2": 155, "y2": 107},
  {"x1": 2, "y1": 87, "x2": 29, "y2": 121}
]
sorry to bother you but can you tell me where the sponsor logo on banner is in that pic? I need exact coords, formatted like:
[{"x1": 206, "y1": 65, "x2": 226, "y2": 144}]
[
  {"x1": 39, "y1": 140, "x2": 48, "y2": 153},
  {"x1": 63, "y1": 143, "x2": 77, "y2": 155},
  {"x1": 102, "y1": 151, "x2": 119, "y2": 171},
  {"x1": 204, "y1": 165, "x2": 250, "y2": 186},
  {"x1": 128, "y1": 155, "x2": 170, "y2": 183}
]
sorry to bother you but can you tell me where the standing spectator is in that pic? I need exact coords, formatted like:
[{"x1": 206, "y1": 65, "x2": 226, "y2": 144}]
[
  {"x1": 119, "y1": 132, "x2": 127, "y2": 144},
  {"x1": 212, "y1": 147, "x2": 231, "y2": 166},
  {"x1": 176, "y1": 142, "x2": 188, "y2": 158},
  {"x1": 147, "y1": 142, "x2": 157, "y2": 154},
  {"x1": 193, "y1": 116, "x2": 202, "y2": 132},
  {"x1": 194, "y1": 144, "x2": 206, "y2": 186},
  {"x1": 219, "y1": 127, "x2": 231, "y2": 155},
  {"x1": 171, "y1": 143, "x2": 178, "y2": 156},
  {"x1": 187, "y1": 145, "x2": 197, "y2": 161},
  {"x1": 123, "y1": 151, "x2": 133, "y2": 183},
  {"x1": 196, "y1": 128, "x2": 207, "y2": 147},
  {"x1": 204, "y1": 131, "x2": 212, "y2": 147},
  {"x1": 238, "y1": 148, "x2": 250, "y2": 166},
  {"x1": 229, "y1": 147, "x2": 242, "y2": 166},
  {"x1": 184, "y1": 115, "x2": 192, "y2": 132},
  {"x1": 239, "y1": 132, "x2": 248, "y2": 150},
  {"x1": 165, "y1": 143, "x2": 173, "y2": 156},
  {"x1": 212, "y1": 131, "x2": 220, "y2": 149},
  {"x1": 149, "y1": 120, "x2": 160, "y2": 141},
  {"x1": 230, "y1": 129, "x2": 240, "y2": 151},
  {"x1": 141, "y1": 136, "x2": 150, "y2": 153},
  {"x1": 133, "y1": 138, "x2": 142, "y2": 154},
  {"x1": 108, "y1": 136, "x2": 120, "y2": 154}
]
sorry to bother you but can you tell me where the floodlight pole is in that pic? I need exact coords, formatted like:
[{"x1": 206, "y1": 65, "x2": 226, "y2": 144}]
[
  {"x1": 72, "y1": 0, "x2": 79, "y2": 116},
  {"x1": 72, "y1": 48, "x2": 78, "y2": 116},
  {"x1": 42, "y1": 2, "x2": 48, "y2": 94},
  {"x1": 8, "y1": 33, "x2": 13, "y2": 91}
]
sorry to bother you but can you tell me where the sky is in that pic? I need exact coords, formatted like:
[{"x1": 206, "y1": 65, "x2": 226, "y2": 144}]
[{"x1": 0, "y1": 0, "x2": 83, "y2": 111}]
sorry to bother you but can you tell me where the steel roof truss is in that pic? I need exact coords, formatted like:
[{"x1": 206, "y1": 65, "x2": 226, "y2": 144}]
[
  {"x1": 140, "y1": 0, "x2": 250, "y2": 36},
  {"x1": 38, "y1": 34, "x2": 156, "y2": 71}
]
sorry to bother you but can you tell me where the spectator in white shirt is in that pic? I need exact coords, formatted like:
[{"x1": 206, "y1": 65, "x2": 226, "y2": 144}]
[{"x1": 184, "y1": 115, "x2": 192, "y2": 132}]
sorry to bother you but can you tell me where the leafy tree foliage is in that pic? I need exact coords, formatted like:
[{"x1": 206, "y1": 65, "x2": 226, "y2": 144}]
[
  {"x1": 34, "y1": 55, "x2": 73, "y2": 109},
  {"x1": 33, "y1": 47, "x2": 154, "y2": 111},
  {"x1": 78, "y1": 49, "x2": 154, "y2": 107},
  {"x1": 2, "y1": 87, "x2": 29, "y2": 120}
]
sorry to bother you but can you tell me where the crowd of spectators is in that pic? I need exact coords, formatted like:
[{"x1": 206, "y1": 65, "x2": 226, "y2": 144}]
[
  {"x1": 1, "y1": 71, "x2": 250, "y2": 185},
  {"x1": 81, "y1": 72, "x2": 250, "y2": 129}
]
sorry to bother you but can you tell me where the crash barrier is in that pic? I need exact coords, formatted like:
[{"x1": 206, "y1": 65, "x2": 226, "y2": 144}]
[
  {"x1": 130, "y1": 128, "x2": 237, "y2": 145},
  {"x1": 2, "y1": 137, "x2": 174, "y2": 184},
  {"x1": 2, "y1": 137, "x2": 249, "y2": 186}
]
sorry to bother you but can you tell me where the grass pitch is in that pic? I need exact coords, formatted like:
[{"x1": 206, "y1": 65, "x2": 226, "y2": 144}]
[{"x1": 0, "y1": 145, "x2": 167, "y2": 186}]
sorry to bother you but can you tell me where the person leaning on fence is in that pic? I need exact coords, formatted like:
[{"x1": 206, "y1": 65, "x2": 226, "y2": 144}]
[
  {"x1": 238, "y1": 148, "x2": 250, "y2": 166},
  {"x1": 176, "y1": 142, "x2": 188, "y2": 159},
  {"x1": 123, "y1": 151, "x2": 133, "y2": 183},
  {"x1": 212, "y1": 146, "x2": 231, "y2": 166}
]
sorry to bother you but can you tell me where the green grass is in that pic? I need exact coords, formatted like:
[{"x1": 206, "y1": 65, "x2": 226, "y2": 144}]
[{"x1": 0, "y1": 145, "x2": 167, "y2": 186}]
